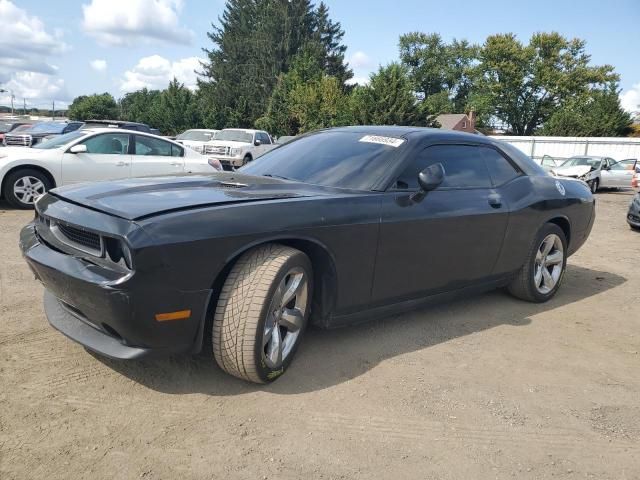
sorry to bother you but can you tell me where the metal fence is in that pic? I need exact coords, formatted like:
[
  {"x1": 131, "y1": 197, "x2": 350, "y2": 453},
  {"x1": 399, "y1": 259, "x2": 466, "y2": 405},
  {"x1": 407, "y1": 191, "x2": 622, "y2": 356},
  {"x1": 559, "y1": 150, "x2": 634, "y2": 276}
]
[{"x1": 490, "y1": 136, "x2": 640, "y2": 162}]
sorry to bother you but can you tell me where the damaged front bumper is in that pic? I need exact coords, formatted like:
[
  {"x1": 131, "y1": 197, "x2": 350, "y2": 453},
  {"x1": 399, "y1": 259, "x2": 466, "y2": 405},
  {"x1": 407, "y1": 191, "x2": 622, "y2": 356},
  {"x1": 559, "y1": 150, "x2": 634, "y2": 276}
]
[{"x1": 20, "y1": 221, "x2": 211, "y2": 360}]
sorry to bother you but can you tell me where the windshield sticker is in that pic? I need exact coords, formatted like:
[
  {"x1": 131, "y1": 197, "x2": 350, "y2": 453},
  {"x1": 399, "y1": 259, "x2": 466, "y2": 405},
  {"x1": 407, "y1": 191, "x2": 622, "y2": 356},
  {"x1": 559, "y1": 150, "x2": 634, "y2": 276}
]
[{"x1": 359, "y1": 135, "x2": 405, "y2": 148}]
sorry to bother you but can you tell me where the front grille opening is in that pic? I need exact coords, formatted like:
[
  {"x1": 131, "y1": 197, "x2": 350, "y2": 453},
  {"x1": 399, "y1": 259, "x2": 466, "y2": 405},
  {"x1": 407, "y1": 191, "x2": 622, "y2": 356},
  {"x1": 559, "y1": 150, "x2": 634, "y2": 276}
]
[{"x1": 51, "y1": 220, "x2": 103, "y2": 255}]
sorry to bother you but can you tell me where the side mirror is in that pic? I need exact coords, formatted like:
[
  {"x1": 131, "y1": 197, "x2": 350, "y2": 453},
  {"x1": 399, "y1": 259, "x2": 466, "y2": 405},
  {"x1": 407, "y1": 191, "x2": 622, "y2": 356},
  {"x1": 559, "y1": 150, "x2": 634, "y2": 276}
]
[
  {"x1": 408, "y1": 163, "x2": 444, "y2": 204},
  {"x1": 254, "y1": 139, "x2": 261, "y2": 146},
  {"x1": 69, "y1": 144, "x2": 87, "y2": 154},
  {"x1": 418, "y1": 163, "x2": 445, "y2": 192}
]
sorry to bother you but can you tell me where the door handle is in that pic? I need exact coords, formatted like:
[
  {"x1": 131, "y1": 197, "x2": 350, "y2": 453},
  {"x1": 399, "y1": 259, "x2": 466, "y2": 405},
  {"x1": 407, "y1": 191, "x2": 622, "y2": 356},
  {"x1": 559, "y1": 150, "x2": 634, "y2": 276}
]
[
  {"x1": 170, "y1": 162, "x2": 182, "y2": 166},
  {"x1": 488, "y1": 194, "x2": 502, "y2": 208},
  {"x1": 116, "y1": 161, "x2": 129, "y2": 167}
]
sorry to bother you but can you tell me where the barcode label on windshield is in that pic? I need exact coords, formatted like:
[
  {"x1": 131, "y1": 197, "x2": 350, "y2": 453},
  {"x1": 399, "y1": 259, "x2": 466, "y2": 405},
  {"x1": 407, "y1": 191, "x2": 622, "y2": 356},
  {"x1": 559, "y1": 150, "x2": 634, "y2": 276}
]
[{"x1": 359, "y1": 135, "x2": 405, "y2": 148}]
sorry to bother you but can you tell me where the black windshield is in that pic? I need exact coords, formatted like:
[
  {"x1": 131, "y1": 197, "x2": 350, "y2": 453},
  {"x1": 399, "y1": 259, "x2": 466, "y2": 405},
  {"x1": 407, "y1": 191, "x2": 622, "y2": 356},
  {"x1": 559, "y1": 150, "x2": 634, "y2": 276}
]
[{"x1": 240, "y1": 131, "x2": 404, "y2": 190}]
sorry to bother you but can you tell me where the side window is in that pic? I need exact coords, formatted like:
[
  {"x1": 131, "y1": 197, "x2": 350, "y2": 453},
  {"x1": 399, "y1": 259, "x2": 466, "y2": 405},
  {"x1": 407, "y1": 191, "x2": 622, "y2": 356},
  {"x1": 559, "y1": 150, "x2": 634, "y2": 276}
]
[
  {"x1": 480, "y1": 146, "x2": 520, "y2": 186},
  {"x1": 80, "y1": 133, "x2": 130, "y2": 154},
  {"x1": 134, "y1": 135, "x2": 172, "y2": 156},
  {"x1": 394, "y1": 145, "x2": 492, "y2": 190},
  {"x1": 258, "y1": 132, "x2": 271, "y2": 144},
  {"x1": 170, "y1": 144, "x2": 183, "y2": 157}
]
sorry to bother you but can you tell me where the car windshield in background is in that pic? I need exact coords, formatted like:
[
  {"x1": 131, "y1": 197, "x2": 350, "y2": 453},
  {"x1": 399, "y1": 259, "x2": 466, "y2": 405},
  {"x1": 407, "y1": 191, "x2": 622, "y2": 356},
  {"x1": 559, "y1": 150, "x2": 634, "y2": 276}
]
[
  {"x1": 561, "y1": 157, "x2": 602, "y2": 168},
  {"x1": 29, "y1": 122, "x2": 67, "y2": 134},
  {"x1": 0, "y1": 122, "x2": 13, "y2": 133},
  {"x1": 33, "y1": 131, "x2": 86, "y2": 149},
  {"x1": 240, "y1": 131, "x2": 404, "y2": 190},
  {"x1": 217, "y1": 130, "x2": 253, "y2": 143},
  {"x1": 177, "y1": 130, "x2": 216, "y2": 141}
]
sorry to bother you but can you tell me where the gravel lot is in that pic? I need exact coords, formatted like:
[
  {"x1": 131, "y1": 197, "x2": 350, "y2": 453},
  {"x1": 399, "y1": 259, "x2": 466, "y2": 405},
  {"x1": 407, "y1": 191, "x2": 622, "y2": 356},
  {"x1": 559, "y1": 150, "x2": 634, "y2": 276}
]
[{"x1": 1, "y1": 191, "x2": 639, "y2": 479}]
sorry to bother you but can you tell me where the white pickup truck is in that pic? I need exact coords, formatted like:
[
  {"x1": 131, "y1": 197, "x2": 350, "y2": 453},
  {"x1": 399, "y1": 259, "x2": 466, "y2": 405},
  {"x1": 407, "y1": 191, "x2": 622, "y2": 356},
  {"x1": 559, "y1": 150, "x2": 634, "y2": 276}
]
[{"x1": 203, "y1": 128, "x2": 277, "y2": 169}]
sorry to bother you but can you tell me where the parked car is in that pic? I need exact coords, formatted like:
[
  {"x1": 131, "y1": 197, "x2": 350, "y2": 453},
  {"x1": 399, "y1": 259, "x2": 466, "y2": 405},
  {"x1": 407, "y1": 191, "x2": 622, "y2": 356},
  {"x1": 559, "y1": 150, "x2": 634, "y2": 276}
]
[
  {"x1": 0, "y1": 120, "x2": 32, "y2": 144},
  {"x1": 551, "y1": 156, "x2": 637, "y2": 193},
  {"x1": 19, "y1": 126, "x2": 595, "y2": 383},
  {"x1": 628, "y1": 192, "x2": 640, "y2": 230},
  {"x1": 540, "y1": 154, "x2": 562, "y2": 173},
  {"x1": 175, "y1": 129, "x2": 220, "y2": 154},
  {"x1": 275, "y1": 135, "x2": 297, "y2": 145},
  {"x1": 1, "y1": 128, "x2": 222, "y2": 208},
  {"x1": 4, "y1": 121, "x2": 84, "y2": 147},
  {"x1": 82, "y1": 119, "x2": 152, "y2": 133},
  {"x1": 204, "y1": 128, "x2": 276, "y2": 169}
]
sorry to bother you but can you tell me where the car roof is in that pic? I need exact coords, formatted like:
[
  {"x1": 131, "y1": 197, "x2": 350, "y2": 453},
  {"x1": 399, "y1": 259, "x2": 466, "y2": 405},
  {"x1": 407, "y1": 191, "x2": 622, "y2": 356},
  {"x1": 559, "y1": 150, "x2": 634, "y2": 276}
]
[{"x1": 327, "y1": 125, "x2": 496, "y2": 144}]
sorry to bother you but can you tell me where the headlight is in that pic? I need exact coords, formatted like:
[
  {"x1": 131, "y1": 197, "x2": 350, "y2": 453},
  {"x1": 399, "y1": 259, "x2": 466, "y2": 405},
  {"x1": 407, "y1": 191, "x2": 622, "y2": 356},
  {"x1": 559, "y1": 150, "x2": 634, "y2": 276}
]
[
  {"x1": 230, "y1": 148, "x2": 242, "y2": 156},
  {"x1": 104, "y1": 237, "x2": 133, "y2": 269}
]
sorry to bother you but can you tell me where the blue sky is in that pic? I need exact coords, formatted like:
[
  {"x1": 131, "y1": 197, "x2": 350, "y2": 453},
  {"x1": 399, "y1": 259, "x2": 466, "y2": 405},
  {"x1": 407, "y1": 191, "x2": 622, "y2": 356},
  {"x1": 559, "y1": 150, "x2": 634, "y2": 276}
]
[{"x1": 1, "y1": 0, "x2": 639, "y2": 112}]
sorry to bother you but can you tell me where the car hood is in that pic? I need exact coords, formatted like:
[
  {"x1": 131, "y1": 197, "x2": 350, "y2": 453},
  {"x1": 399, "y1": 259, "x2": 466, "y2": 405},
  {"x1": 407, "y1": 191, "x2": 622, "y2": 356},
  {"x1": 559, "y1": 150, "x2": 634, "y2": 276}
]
[
  {"x1": 49, "y1": 172, "x2": 332, "y2": 220},
  {"x1": 207, "y1": 140, "x2": 251, "y2": 148},
  {"x1": 552, "y1": 165, "x2": 592, "y2": 177}
]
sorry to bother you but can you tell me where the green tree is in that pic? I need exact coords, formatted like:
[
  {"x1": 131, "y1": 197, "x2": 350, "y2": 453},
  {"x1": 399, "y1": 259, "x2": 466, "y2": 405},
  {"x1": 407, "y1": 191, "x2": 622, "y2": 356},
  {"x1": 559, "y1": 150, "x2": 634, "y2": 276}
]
[
  {"x1": 119, "y1": 88, "x2": 162, "y2": 126},
  {"x1": 349, "y1": 63, "x2": 431, "y2": 126},
  {"x1": 152, "y1": 79, "x2": 203, "y2": 136},
  {"x1": 540, "y1": 86, "x2": 632, "y2": 137},
  {"x1": 399, "y1": 33, "x2": 478, "y2": 112},
  {"x1": 257, "y1": 46, "x2": 351, "y2": 135},
  {"x1": 311, "y1": 1, "x2": 352, "y2": 86},
  {"x1": 470, "y1": 32, "x2": 618, "y2": 135},
  {"x1": 199, "y1": 0, "x2": 349, "y2": 128},
  {"x1": 67, "y1": 93, "x2": 118, "y2": 121}
]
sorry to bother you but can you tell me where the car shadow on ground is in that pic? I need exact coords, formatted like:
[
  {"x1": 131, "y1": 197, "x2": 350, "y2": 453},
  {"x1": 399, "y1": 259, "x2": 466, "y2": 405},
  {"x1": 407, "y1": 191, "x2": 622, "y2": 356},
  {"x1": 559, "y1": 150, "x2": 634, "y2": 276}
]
[{"x1": 94, "y1": 264, "x2": 625, "y2": 396}]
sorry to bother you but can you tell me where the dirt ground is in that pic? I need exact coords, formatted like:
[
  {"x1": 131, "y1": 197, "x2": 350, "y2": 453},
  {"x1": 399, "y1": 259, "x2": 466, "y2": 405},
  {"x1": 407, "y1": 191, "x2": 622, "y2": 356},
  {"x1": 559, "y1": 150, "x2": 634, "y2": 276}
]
[{"x1": 1, "y1": 191, "x2": 639, "y2": 480}]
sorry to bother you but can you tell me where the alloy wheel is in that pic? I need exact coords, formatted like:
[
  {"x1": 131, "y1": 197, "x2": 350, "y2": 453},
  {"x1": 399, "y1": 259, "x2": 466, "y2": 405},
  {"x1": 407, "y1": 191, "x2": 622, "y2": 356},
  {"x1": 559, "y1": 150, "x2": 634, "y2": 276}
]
[
  {"x1": 262, "y1": 267, "x2": 309, "y2": 369},
  {"x1": 533, "y1": 233, "x2": 564, "y2": 294},
  {"x1": 13, "y1": 176, "x2": 46, "y2": 205}
]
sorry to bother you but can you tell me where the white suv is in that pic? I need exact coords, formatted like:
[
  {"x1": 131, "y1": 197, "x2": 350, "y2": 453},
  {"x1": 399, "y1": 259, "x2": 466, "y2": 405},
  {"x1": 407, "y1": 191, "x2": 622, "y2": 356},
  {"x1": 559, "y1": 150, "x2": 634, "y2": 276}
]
[
  {"x1": 203, "y1": 129, "x2": 277, "y2": 169},
  {"x1": 0, "y1": 128, "x2": 222, "y2": 209}
]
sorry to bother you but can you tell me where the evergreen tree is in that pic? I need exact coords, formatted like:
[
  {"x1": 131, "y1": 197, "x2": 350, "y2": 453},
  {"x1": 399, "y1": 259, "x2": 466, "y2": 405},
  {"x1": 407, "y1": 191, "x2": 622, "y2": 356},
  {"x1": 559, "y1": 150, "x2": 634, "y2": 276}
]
[
  {"x1": 199, "y1": 0, "x2": 350, "y2": 128},
  {"x1": 349, "y1": 63, "x2": 431, "y2": 126}
]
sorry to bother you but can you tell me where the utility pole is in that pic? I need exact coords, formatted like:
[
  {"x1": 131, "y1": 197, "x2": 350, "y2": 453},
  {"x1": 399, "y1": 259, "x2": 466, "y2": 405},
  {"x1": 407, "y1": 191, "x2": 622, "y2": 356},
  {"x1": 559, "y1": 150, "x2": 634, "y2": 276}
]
[
  {"x1": 23, "y1": 98, "x2": 26, "y2": 116},
  {"x1": 52, "y1": 100, "x2": 55, "y2": 120}
]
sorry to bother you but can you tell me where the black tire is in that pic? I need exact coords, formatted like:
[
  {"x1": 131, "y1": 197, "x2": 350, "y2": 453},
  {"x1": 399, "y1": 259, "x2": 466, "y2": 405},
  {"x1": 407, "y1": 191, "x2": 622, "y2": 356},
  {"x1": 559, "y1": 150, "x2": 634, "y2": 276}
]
[
  {"x1": 4, "y1": 168, "x2": 52, "y2": 209},
  {"x1": 212, "y1": 244, "x2": 313, "y2": 383},
  {"x1": 242, "y1": 154, "x2": 252, "y2": 166},
  {"x1": 507, "y1": 223, "x2": 567, "y2": 303},
  {"x1": 588, "y1": 178, "x2": 599, "y2": 194}
]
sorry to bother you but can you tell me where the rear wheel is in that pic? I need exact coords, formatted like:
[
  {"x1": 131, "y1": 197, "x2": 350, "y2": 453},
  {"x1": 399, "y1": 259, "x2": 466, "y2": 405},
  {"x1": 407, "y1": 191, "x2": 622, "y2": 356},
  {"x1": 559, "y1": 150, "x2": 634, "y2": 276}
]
[
  {"x1": 4, "y1": 169, "x2": 52, "y2": 209},
  {"x1": 212, "y1": 244, "x2": 312, "y2": 383},
  {"x1": 507, "y1": 223, "x2": 567, "y2": 303}
]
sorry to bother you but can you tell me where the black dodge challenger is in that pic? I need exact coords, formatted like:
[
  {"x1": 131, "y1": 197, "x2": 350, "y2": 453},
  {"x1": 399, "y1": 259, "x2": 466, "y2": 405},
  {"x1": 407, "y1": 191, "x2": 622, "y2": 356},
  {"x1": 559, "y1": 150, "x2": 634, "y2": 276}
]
[{"x1": 20, "y1": 126, "x2": 595, "y2": 383}]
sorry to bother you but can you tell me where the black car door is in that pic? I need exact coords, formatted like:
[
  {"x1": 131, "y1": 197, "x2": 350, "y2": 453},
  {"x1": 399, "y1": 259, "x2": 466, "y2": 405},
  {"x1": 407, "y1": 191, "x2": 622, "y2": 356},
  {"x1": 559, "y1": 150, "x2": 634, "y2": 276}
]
[{"x1": 371, "y1": 143, "x2": 515, "y2": 305}]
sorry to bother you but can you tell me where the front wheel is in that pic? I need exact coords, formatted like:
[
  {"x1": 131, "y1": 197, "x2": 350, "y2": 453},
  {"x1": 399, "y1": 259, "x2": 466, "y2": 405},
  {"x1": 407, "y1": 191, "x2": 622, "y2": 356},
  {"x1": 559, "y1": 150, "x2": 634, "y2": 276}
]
[
  {"x1": 4, "y1": 169, "x2": 52, "y2": 209},
  {"x1": 507, "y1": 223, "x2": 567, "y2": 303},
  {"x1": 212, "y1": 244, "x2": 313, "y2": 383},
  {"x1": 588, "y1": 178, "x2": 599, "y2": 194}
]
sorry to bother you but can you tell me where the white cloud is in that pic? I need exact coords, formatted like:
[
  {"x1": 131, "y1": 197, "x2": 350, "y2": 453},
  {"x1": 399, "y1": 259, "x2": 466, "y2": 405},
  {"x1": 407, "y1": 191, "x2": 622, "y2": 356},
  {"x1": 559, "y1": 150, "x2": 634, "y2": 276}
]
[
  {"x1": 82, "y1": 0, "x2": 193, "y2": 46},
  {"x1": 0, "y1": 0, "x2": 66, "y2": 81},
  {"x1": 620, "y1": 83, "x2": 640, "y2": 114},
  {"x1": 0, "y1": 72, "x2": 69, "y2": 107},
  {"x1": 90, "y1": 59, "x2": 107, "y2": 72},
  {"x1": 348, "y1": 51, "x2": 373, "y2": 69},
  {"x1": 0, "y1": 1, "x2": 68, "y2": 103},
  {"x1": 120, "y1": 55, "x2": 202, "y2": 92},
  {"x1": 346, "y1": 76, "x2": 370, "y2": 86}
]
